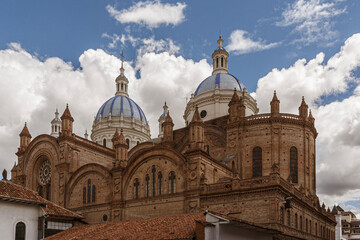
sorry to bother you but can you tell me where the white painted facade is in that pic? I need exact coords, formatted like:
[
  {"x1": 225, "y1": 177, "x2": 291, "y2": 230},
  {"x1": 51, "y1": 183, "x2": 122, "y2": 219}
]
[
  {"x1": 0, "y1": 201, "x2": 40, "y2": 240},
  {"x1": 204, "y1": 212, "x2": 274, "y2": 240}
]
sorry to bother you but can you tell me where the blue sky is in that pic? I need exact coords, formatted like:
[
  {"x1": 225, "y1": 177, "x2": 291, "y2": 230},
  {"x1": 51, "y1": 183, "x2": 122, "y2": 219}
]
[{"x1": 1, "y1": 0, "x2": 360, "y2": 215}]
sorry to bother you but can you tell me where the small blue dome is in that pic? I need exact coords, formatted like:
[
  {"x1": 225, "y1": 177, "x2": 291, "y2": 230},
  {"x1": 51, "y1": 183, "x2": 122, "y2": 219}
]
[
  {"x1": 194, "y1": 73, "x2": 245, "y2": 96},
  {"x1": 160, "y1": 112, "x2": 168, "y2": 117},
  {"x1": 52, "y1": 117, "x2": 61, "y2": 122},
  {"x1": 95, "y1": 96, "x2": 148, "y2": 125}
]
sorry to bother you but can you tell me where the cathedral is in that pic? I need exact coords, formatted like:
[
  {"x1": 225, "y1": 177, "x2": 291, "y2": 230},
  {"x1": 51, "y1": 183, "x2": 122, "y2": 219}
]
[{"x1": 11, "y1": 36, "x2": 336, "y2": 239}]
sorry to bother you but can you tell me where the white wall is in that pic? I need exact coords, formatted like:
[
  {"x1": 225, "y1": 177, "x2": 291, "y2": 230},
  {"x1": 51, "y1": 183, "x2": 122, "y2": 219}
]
[{"x1": 0, "y1": 201, "x2": 40, "y2": 240}]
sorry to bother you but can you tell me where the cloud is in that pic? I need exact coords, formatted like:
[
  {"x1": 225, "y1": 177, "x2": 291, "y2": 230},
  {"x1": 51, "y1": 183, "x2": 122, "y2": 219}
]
[
  {"x1": 255, "y1": 33, "x2": 360, "y2": 205},
  {"x1": 0, "y1": 43, "x2": 210, "y2": 176},
  {"x1": 103, "y1": 33, "x2": 180, "y2": 55},
  {"x1": 106, "y1": 1, "x2": 186, "y2": 29},
  {"x1": 276, "y1": 0, "x2": 346, "y2": 45},
  {"x1": 226, "y1": 30, "x2": 280, "y2": 55}
]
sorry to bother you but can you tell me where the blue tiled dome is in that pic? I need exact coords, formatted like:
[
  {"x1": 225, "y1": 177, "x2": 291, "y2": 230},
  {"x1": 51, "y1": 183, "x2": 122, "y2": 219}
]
[
  {"x1": 95, "y1": 96, "x2": 148, "y2": 125},
  {"x1": 194, "y1": 73, "x2": 245, "y2": 96}
]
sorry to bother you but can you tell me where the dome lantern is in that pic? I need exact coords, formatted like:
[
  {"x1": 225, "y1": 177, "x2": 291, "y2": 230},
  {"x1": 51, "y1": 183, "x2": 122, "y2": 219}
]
[
  {"x1": 212, "y1": 35, "x2": 229, "y2": 75},
  {"x1": 115, "y1": 51, "x2": 129, "y2": 97}
]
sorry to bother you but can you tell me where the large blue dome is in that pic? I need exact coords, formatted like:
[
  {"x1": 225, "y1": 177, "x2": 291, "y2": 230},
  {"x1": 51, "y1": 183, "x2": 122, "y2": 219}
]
[
  {"x1": 194, "y1": 73, "x2": 245, "y2": 96},
  {"x1": 95, "y1": 96, "x2": 148, "y2": 125}
]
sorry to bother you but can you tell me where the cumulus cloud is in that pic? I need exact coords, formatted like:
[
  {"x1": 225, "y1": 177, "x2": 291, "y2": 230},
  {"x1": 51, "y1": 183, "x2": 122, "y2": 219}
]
[
  {"x1": 255, "y1": 33, "x2": 360, "y2": 205},
  {"x1": 103, "y1": 33, "x2": 180, "y2": 55},
  {"x1": 276, "y1": 0, "x2": 346, "y2": 45},
  {"x1": 0, "y1": 43, "x2": 210, "y2": 176},
  {"x1": 106, "y1": 1, "x2": 186, "y2": 29},
  {"x1": 226, "y1": 30, "x2": 280, "y2": 55}
]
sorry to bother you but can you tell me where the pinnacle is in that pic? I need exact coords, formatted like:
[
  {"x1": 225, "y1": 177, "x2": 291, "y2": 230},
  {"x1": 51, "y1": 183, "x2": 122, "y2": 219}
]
[
  {"x1": 20, "y1": 122, "x2": 31, "y2": 138},
  {"x1": 61, "y1": 104, "x2": 74, "y2": 121},
  {"x1": 191, "y1": 106, "x2": 203, "y2": 123}
]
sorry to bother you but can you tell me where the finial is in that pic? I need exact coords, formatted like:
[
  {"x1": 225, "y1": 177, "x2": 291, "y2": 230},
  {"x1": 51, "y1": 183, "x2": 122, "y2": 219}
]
[
  {"x1": 217, "y1": 35, "x2": 224, "y2": 48},
  {"x1": 302, "y1": 96, "x2": 305, "y2": 101},
  {"x1": 25, "y1": 122, "x2": 27, "y2": 126},
  {"x1": 120, "y1": 51, "x2": 125, "y2": 75},
  {"x1": 274, "y1": 90, "x2": 276, "y2": 94}
]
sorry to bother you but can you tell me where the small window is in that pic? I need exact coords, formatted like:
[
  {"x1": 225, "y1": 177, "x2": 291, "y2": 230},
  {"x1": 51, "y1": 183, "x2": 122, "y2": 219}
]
[
  {"x1": 126, "y1": 139, "x2": 130, "y2": 146},
  {"x1": 200, "y1": 110, "x2": 207, "y2": 118},
  {"x1": 168, "y1": 171, "x2": 176, "y2": 194},
  {"x1": 290, "y1": 146, "x2": 298, "y2": 183},
  {"x1": 137, "y1": 141, "x2": 140, "y2": 145},
  {"x1": 221, "y1": 57, "x2": 224, "y2": 67},
  {"x1": 295, "y1": 213, "x2": 298, "y2": 229},
  {"x1": 287, "y1": 210, "x2": 290, "y2": 226},
  {"x1": 55, "y1": 125, "x2": 57, "y2": 132},
  {"x1": 280, "y1": 207, "x2": 284, "y2": 224},
  {"x1": 46, "y1": 184, "x2": 51, "y2": 200},
  {"x1": 252, "y1": 147, "x2": 262, "y2": 177},
  {"x1": 83, "y1": 187, "x2": 86, "y2": 204},
  {"x1": 103, "y1": 139, "x2": 106, "y2": 147},
  {"x1": 216, "y1": 58, "x2": 219, "y2": 68},
  {"x1": 133, "y1": 178, "x2": 139, "y2": 199},
  {"x1": 38, "y1": 186, "x2": 43, "y2": 197},
  {"x1": 87, "y1": 179, "x2": 91, "y2": 203},
  {"x1": 158, "y1": 172, "x2": 162, "y2": 195},
  {"x1": 152, "y1": 165, "x2": 156, "y2": 197},
  {"x1": 15, "y1": 222, "x2": 26, "y2": 240},
  {"x1": 121, "y1": 83, "x2": 123, "y2": 91},
  {"x1": 145, "y1": 175, "x2": 149, "y2": 197}
]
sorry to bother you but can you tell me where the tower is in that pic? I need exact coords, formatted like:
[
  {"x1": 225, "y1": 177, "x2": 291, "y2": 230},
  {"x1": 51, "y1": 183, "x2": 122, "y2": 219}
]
[
  {"x1": 50, "y1": 108, "x2": 62, "y2": 137},
  {"x1": 188, "y1": 106, "x2": 205, "y2": 151},
  {"x1": 112, "y1": 129, "x2": 129, "y2": 168},
  {"x1": 212, "y1": 35, "x2": 229, "y2": 75},
  {"x1": 19, "y1": 122, "x2": 31, "y2": 152},
  {"x1": 299, "y1": 96, "x2": 308, "y2": 118},
  {"x1": 270, "y1": 90, "x2": 280, "y2": 116},
  {"x1": 60, "y1": 104, "x2": 74, "y2": 137},
  {"x1": 162, "y1": 111, "x2": 174, "y2": 143},
  {"x1": 228, "y1": 89, "x2": 241, "y2": 123},
  {"x1": 158, "y1": 102, "x2": 169, "y2": 138}
]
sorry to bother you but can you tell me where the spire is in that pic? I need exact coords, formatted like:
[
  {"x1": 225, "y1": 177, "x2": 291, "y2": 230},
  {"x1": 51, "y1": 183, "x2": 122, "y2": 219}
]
[
  {"x1": 163, "y1": 101, "x2": 168, "y2": 114},
  {"x1": 19, "y1": 122, "x2": 31, "y2": 151},
  {"x1": 191, "y1": 106, "x2": 203, "y2": 123},
  {"x1": 270, "y1": 90, "x2": 280, "y2": 116},
  {"x1": 230, "y1": 88, "x2": 240, "y2": 102},
  {"x1": 115, "y1": 51, "x2": 129, "y2": 97},
  {"x1": 112, "y1": 128, "x2": 129, "y2": 168},
  {"x1": 162, "y1": 111, "x2": 174, "y2": 143},
  {"x1": 20, "y1": 122, "x2": 31, "y2": 138},
  {"x1": 308, "y1": 109, "x2": 315, "y2": 125},
  {"x1": 212, "y1": 35, "x2": 229, "y2": 75},
  {"x1": 228, "y1": 89, "x2": 241, "y2": 123},
  {"x1": 61, "y1": 104, "x2": 74, "y2": 121},
  {"x1": 299, "y1": 96, "x2": 308, "y2": 118},
  {"x1": 84, "y1": 130, "x2": 88, "y2": 139},
  {"x1": 158, "y1": 101, "x2": 170, "y2": 138},
  {"x1": 60, "y1": 104, "x2": 74, "y2": 137}
]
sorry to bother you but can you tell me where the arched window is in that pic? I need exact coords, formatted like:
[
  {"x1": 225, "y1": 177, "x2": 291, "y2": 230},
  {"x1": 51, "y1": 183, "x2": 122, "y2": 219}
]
[
  {"x1": 103, "y1": 139, "x2": 106, "y2": 147},
  {"x1": 133, "y1": 178, "x2": 139, "y2": 199},
  {"x1": 306, "y1": 218, "x2": 308, "y2": 232},
  {"x1": 216, "y1": 58, "x2": 219, "y2": 68},
  {"x1": 295, "y1": 213, "x2": 298, "y2": 229},
  {"x1": 287, "y1": 210, "x2": 290, "y2": 226},
  {"x1": 252, "y1": 147, "x2": 262, "y2": 177},
  {"x1": 126, "y1": 139, "x2": 130, "y2": 146},
  {"x1": 158, "y1": 172, "x2": 162, "y2": 195},
  {"x1": 83, "y1": 187, "x2": 86, "y2": 204},
  {"x1": 87, "y1": 179, "x2": 91, "y2": 203},
  {"x1": 137, "y1": 141, "x2": 140, "y2": 145},
  {"x1": 168, "y1": 171, "x2": 176, "y2": 194},
  {"x1": 55, "y1": 125, "x2": 57, "y2": 132},
  {"x1": 46, "y1": 184, "x2": 51, "y2": 200},
  {"x1": 300, "y1": 215, "x2": 303, "y2": 230},
  {"x1": 121, "y1": 83, "x2": 123, "y2": 91},
  {"x1": 15, "y1": 222, "x2": 26, "y2": 240},
  {"x1": 315, "y1": 223, "x2": 318, "y2": 235},
  {"x1": 145, "y1": 174, "x2": 149, "y2": 197},
  {"x1": 290, "y1": 147, "x2": 298, "y2": 183},
  {"x1": 310, "y1": 220, "x2": 312, "y2": 233},
  {"x1": 221, "y1": 57, "x2": 224, "y2": 67},
  {"x1": 38, "y1": 186, "x2": 43, "y2": 197},
  {"x1": 152, "y1": 165, "x2": 156, "y2": 197},
  {"x1": 92, "y1": 185, "x2": 96, "y2": 203}
]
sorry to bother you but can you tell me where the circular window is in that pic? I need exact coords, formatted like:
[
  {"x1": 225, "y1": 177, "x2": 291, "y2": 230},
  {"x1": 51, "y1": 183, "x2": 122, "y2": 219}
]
[
  {"x1": 39, "y1": 160, "x2": 51, "y2": 185},
  {"x1": 103, "y1": 214, "x2": 108, "y2": 222},
  {"x1": 200, "y1": 110, "x2": 207, "y2": 118}
]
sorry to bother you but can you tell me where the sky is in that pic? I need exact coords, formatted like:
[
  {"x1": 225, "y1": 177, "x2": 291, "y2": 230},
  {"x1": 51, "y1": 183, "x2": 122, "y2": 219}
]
[{"x1": 1, "y1": 0, "x2": 360, "y2": 215}]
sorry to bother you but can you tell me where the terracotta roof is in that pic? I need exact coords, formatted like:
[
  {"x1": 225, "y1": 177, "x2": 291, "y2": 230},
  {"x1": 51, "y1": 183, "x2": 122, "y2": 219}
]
[
  {"x1": 19, "y1": 123, "x2": 31, "y2": 138},
  {"x1": 0, "y1": 180, "x2": 82, "y2": 219},
  {"x1": 46, "y1": 213, "x2": 205, "y2": 240}
]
